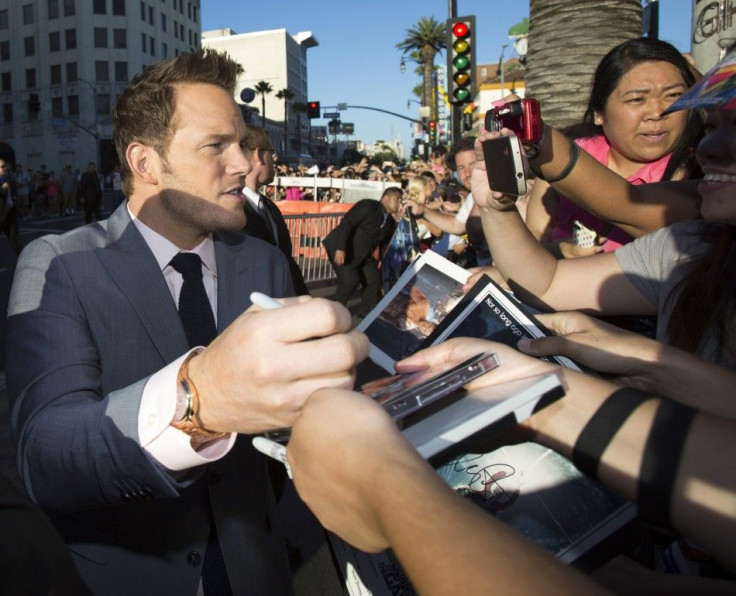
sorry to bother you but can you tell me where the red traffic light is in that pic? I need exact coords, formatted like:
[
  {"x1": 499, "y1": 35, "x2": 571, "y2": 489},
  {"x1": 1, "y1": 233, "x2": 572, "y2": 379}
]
[
  {"x1": 452, "y1": 22, "x2": 469, "y2": 38},
  {"x1": 429, "y1": 120, "x2": 437, "y2": 129},
  {"x1": 307, "y1": 101, "x2": 321, "y2": 118}
]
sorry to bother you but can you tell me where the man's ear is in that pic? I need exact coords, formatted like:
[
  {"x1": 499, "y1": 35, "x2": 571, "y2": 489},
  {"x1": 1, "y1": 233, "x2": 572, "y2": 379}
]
[{"x1": 126, "y1": 142, "x2": 159, "y2": 185}]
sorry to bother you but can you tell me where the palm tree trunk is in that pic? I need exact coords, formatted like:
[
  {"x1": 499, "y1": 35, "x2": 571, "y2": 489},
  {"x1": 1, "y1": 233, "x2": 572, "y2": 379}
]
[
  {"x1": 421, "y1": 45, "x2": 436, "y2": 110},
  {"x1": 526, "y1": 0, "x2": 641, "y2": 128},
  {"x1": 261, "y1": 96, "x2": 266, "y2": 129}
]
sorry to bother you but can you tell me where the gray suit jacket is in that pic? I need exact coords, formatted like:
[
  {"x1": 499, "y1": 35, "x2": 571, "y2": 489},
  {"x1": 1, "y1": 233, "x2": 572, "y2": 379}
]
[{"x1": 6, "y1": 204, "x2": 295, "y2": 595}]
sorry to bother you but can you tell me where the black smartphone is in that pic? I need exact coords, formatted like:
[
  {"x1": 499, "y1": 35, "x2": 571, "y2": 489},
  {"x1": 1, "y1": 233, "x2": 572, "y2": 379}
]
[{"x1": 482, "y1": 133, "x2": 527, "y2": 196}]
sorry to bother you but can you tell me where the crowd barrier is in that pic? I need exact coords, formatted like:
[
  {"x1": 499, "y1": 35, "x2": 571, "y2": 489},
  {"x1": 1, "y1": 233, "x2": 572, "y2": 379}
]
[{"x1": 277, "y1": 201, "x2": 351, "y2": 284}]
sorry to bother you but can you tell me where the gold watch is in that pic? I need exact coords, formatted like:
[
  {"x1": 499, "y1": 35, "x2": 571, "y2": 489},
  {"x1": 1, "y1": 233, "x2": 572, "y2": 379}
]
[{"x1": 172, "y1": 352, "x2": 226, "y2": 440}]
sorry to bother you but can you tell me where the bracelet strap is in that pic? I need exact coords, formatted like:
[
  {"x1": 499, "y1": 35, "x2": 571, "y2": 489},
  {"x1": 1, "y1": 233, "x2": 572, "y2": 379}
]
[
  {"x1": 530, "y1": 139, "x2": 581, "y2": 183},
  {"x1": 638, "y1": 400, "x2": 697, "y2": 528},
  {"x1": 573, "y1": 387, "x2": 651, "y2": 478}
]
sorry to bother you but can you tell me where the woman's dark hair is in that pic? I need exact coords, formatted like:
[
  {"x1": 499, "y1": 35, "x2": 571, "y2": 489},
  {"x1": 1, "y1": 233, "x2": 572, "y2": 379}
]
[
  {"x1": 580, "y1": 37, "x2": 703, "y2": 180},
  {"x1": 666, "y1": 225, "x2": 736, "y2": 361}
]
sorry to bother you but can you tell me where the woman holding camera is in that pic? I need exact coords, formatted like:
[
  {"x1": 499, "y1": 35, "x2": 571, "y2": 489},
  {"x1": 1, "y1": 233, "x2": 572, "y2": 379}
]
[
  {"x1": 525, "y1": 38, "x2": 703, "y2": 259},
  {"x1": 475, "y1": 50, "x2": 735, "y2": 379}
]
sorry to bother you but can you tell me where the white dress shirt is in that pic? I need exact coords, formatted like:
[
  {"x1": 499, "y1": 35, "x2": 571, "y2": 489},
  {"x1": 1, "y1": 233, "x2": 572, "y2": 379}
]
[{"x1": 130, "y1": 207, "x2": 235, "y2": 471}]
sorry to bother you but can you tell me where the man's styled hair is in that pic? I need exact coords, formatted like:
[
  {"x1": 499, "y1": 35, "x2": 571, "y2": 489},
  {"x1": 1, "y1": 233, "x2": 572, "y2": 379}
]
[
  {"x1": 447, "y1": 136, "x2": 476, "y2": 171},
  {"x1": 244, "y1": 127, "x2": 274, "y2": 152},
  {"x1": 113, "y1": 48, "x2": 243, "y2": 196}
]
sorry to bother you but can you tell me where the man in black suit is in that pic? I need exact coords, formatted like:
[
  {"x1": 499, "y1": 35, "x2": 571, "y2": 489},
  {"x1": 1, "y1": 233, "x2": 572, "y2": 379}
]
[
  {"x1": 243, "y1": 128, "x2": 309, "y2": 295},
  {"x1": 322, "y1": 188, "x2": 401, "y2": 317}
]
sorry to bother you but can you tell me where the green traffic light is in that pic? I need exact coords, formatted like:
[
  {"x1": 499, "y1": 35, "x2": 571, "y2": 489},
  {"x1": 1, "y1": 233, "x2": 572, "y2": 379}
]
[
  {"x1": 453, "y1": 55, "x2": 469, "y2": 70},
  {"x1": 454, "y1": 88, "x2": 470, "y2": 102}
]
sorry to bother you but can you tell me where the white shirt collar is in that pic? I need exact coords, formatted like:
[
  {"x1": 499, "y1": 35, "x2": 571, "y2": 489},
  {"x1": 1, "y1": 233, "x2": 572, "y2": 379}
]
[
  {"x1": 242, "y1": 185, "x2": 261, "y2": 209},
  {"x1": 128, "y1": 204, "x2": 217, "y2": 276}
]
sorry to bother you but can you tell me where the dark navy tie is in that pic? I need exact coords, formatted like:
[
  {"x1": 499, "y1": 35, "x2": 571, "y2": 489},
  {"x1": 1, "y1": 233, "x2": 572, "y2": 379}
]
[
  {"x1": 169, "y1": 252, "x2": 217, "y2": 348},
  {"x1": 170, "y1": 252, "x2": 230, "y2": 595}
]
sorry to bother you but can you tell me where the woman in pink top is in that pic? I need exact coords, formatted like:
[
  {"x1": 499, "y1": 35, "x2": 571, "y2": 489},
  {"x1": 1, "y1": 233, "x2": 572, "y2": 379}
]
[{"x1": 526, "y1": 38, "x2": 703, "y2": 257}]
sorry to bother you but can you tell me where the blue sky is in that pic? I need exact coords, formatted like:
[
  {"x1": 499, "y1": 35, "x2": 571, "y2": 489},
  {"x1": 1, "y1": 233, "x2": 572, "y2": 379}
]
[{"x1": 202, "y1": 1, "x2": 692, "y2": 157}]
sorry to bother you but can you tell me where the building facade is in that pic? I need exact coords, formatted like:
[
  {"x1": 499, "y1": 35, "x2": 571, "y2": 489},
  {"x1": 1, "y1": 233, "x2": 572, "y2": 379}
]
[
  {"x1": 0, "y1": 0, "x2": 201, "y2": 175},
  {"x1": 202, "y1": 27, "x2": 318, "y2": 161}
]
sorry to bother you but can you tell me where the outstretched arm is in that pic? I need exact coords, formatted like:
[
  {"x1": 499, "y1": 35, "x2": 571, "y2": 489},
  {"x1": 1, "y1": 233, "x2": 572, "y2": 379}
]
[
  {"x1": 287, "y1": 388, "x2": 610, "y2": 596},
  {"x1": 518, "y1": 311, "x2": 736, "y2": 420},
  {"x1": 472, "y1": 130, "x2": 655, "y2": 314},
  {"x1": 399, "y1": 339, "x2": 736, "y2": 571}
]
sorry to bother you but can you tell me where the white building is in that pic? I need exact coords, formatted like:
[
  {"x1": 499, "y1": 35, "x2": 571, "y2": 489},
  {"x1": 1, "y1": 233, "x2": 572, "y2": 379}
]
[
  {"x1": 0, "y1": 0, "x2": 201, "y2": 174},
  {"x1": 201, "y1": 28, "x2": 318, "y2": 158}
]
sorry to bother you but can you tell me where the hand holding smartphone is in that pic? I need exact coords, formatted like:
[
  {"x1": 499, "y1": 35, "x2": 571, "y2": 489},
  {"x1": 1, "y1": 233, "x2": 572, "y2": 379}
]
[{"x1": 482, "y1": 133, "x2": 527, "y2": 196}]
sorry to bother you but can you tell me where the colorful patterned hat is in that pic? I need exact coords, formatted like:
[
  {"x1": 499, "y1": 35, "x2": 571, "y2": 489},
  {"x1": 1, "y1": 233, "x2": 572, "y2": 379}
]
[{"x1": 663, "y1": 51, "x2": 736, "y2": 114}]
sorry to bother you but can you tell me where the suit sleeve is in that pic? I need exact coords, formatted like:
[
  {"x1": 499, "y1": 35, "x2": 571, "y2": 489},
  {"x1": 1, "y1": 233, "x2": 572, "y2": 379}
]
[
  {"x1": 324, "y1": 200, "x2": 372, "y2": 252},
  {"x1": 6, "y1": 238, "x2": 193, "y2": 512}
]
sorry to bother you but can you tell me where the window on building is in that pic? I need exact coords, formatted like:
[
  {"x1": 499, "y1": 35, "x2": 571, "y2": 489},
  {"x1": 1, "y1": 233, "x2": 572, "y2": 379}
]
[
  {"x1": 48, "y1": 0, "x2": 59, "y2": 18},
  {"x1": 188, "y1": 29, "x2": 192, "y2": 46},
  {"x1": 0, "y1": 41, "x2": 9, "y2": 61},
  {"x1": 97, "y1": 93, "x2": 110, "y2": 116},
  {"x1": 114, "y1": 61, "x2": 128, "y2": 82},
  {"x1": 161, "y1": 42, "x2": 167, "y2": 57},
  {"x1": 51, "y1": 96, "x2": 63, "y2": 115},
  {"x1": 148, "y1": 5, "x2": 153, "y2": 24},
  {"x1": 140, "y1": 1, "x2": 145, "y2": 20},
  {"x1": 0, "y1": 10, "x2": 8, "y2": 30},
  {"x1": 193, "y1": 4, "x2": 198, "y2": 23},
  {"x1": 149, "y1": 36, "x2": 155, "y2": 56},
  {"x1": 67, "y1": 94, "x2": 78, "y2": 116},
  {"x1": 93, "y1": 0, "x2": 106, "y2": 15},
  {"x1": 112, "y1": 0, "x2": 125, "y2": 15},
  {"x1": 95, "y1": 61, "x2": 109, "y2": 82},
  {"x1": 193, "y1": 32, "x2": 198, "y2": 46},
  {"x1": 3, "y1": 103, "x2": 12, "y2": 124},
  {"x1": 113, "y1": 28, "x2": 126, "y2": 49},
  {"x1": 50, "y1": 64, "x2": 62, "y2": 85},
  {"x1": 1, "y1": 73, "x2": 11, "y2": 92},
  {"x1": 23, "y1": 4, "x2": 34, "y2": 24},
  {"x1": 187, "y1": 2, "x2": 191, "y2": 19},
  {"x1": 94, "y1": 27, "x2": 107, "y2": 48},
  {"x1": 26, "y1": 68, "x2": 36, "y2": 89},
  {"x1": 24, "y1": 37, "x2": 35, "y2": 58},
  {"x1": 161, "y1": 13, "x2": 166, "y2": 32},
  {"x1": 65, "y1": 28, "x2": 76, "y2": 49},
  {"x1": 49, "y1": 31, "x2": 60, "y2": 52},
  {"x1": 141, "y1": 33, "x2": 146, "y2": 52},
  {"x1": 65, "y1": 61, "x2": 77, "y2": 83},
  {"x1": 64, "y1": 0, "x2": 75, "y2": 16}
]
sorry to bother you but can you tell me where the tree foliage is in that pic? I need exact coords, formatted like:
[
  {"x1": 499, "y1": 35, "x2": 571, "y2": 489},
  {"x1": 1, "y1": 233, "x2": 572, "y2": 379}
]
[{"x1": 397, "y1": 16, "x2": 446, "y2": 112}]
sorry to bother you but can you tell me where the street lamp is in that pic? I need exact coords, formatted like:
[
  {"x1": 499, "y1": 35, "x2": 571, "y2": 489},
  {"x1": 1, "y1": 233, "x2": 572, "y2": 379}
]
[
  {"x1": 407, "y1": 98, "x2": 421, "y2": 110},
  {"x1": 76, "y1": 78, "x2": 101, "y2": 168},
  {"x1": 497, "y1": 44, "x2": 509, "y2": 99},
  {"x1": 400, "y1": 57, "x2": 406, "y2": 73}
]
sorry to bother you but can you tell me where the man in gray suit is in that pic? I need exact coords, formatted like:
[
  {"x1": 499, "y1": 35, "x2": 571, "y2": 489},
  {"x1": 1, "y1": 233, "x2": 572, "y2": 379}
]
[{"x1": 6, "y1": 49, "x2": 367, "y2": 595}]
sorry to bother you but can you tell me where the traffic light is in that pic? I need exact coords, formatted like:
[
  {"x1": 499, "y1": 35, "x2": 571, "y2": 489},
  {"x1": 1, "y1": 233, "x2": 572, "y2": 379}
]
[
  {"x1": 307, "y1": 101, "x2": 320, "y2": 119},
  {"x1": 446, "y1": 16, "x2": 476, "y2": 105},
  {"x1": 29, "y1": 93, "x2": 40, "y2": 113},
  {"x1": 428, "y1": 120, "x2": 437, "y2": 143}
]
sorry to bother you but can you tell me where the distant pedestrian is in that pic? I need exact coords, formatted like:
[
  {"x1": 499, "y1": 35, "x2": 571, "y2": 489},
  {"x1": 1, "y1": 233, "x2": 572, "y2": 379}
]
[
  {"x1": 79, "y1": 162, "x2": 102, "y2": 223},
  {"x1": 61, "y1": 165, "x2": 78, "y2": 215}
]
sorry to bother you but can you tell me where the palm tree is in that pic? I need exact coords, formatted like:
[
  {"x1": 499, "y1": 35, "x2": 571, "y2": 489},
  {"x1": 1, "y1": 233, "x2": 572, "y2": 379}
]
[
  {"x1": 275, "y1": 88, "x2": 295, "y2": 153},
  {"x1": 254, "y1": 80, "x2": 273, "y2": 129},
  {"x1": 292, "y1": 101, "x2": 308, "y2": 153},
  {"x1": 396, "y1": 16, "x2": 446, "y2": 114},
  {"x1": 526, "y1": 0, "x2": 641, "y2": 128}
]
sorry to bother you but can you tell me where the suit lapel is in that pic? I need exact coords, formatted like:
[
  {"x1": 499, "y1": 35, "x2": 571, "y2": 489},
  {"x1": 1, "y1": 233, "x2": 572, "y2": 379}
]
[
  {"x1": 214, "y1": 234, "x2": 252, "y2": 332},
  {"x1": 96, "y1": 206, "x2": 189, "y2": 363}
]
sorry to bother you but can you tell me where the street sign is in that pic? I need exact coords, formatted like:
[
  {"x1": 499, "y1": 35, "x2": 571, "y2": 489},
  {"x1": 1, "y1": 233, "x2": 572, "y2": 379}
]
[
  {"x1": 323, "y1": 111, "x2": 340, "y2": 119},
  {"x1": 341, "y1": 123, "x2": 354, "y2": 135},
  {"x1": 337, "y1": 103, "x2": 348, "y2": 110}
]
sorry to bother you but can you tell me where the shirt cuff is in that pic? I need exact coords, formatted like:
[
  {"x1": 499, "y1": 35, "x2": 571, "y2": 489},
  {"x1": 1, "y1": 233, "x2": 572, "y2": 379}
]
[{"x1": 139, "y1": 349, "x2": 236, "y2": 471}]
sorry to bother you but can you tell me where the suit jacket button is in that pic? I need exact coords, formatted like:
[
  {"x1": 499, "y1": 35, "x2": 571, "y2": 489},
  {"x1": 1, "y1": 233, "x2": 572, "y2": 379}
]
[{"x1": 186, "y1": 551, "x2": 201, "y2": 567}]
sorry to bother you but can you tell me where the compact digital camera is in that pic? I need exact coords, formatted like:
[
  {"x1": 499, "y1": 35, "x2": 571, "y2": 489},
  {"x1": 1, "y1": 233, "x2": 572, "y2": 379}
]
[{"x1": 485, "y1": 98, "x2": 542, "y2": 144}]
